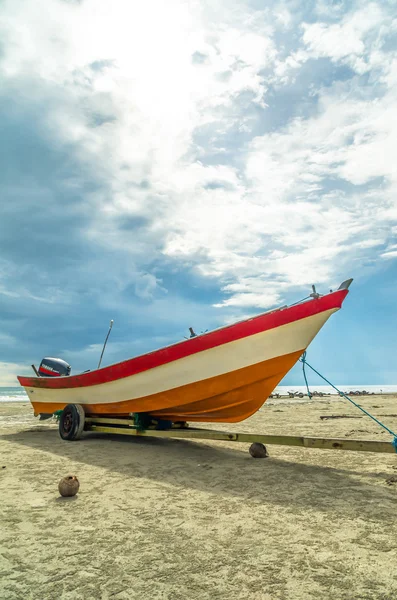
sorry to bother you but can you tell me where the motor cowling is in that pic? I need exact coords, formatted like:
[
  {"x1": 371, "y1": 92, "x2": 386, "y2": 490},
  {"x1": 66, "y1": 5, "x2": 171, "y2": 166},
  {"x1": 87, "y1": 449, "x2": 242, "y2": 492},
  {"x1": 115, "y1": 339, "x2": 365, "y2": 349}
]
[{"x1": 38, "y1": 357, "x2": 71, "y2": 377}]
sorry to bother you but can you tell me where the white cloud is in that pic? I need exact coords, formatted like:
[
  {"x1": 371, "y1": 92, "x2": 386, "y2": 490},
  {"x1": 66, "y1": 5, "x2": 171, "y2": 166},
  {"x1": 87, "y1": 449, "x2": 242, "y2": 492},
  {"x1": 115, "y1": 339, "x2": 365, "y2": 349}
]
[
  {"x1": 381, "y1": 250, "x2": 397, "y2": 259},
  {"x1": 214, "y1": 291, "x2": 281, "y2": 309},
  {"x1": 1, "y1": 0, "x2": 396, "y2": 316},
  {"x1": 381, "y1": 243, "x2": 397, "y2": 260},
  {"x1": 302, "y1": 3, "x2": 385, "y2": 73},
  {"x1": 0, "y1": 362, "x2": 30, "y2": 386},
  {"x1": 134, "y1": 274, "x2": 165, "y2": 300}
]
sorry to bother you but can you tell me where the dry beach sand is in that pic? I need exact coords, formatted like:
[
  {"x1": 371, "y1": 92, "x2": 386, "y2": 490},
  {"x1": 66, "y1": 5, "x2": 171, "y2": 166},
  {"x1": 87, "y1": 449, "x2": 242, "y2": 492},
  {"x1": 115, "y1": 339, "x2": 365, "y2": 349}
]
[{"x1": 1, "y1": 395, "x2": 397, "y2": 600}]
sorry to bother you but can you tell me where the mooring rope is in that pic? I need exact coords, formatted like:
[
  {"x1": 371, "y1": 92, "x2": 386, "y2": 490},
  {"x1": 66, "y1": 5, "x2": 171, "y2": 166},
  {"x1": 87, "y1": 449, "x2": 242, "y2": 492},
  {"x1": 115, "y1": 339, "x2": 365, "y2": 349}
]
[
  {"x1": 301, "y1": 352, "x2": 313, "y2": 399},
  {"x1": 300, "y1": 351, "x2": 397, "y2": 452}
]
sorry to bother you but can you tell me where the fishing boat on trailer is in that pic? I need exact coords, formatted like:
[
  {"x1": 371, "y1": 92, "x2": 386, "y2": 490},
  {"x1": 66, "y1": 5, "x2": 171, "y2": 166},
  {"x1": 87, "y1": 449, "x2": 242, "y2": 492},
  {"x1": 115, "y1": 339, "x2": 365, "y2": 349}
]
[{"x1": 18, "y1": 279, "x2": 352, "y2": 427}]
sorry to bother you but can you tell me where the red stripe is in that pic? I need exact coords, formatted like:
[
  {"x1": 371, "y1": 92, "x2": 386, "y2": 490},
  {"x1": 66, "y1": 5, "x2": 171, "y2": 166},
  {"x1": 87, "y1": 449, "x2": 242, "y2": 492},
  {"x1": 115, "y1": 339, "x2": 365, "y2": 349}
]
[
  {"x1": 18, "y1": 289, "x2": 348, "y2": 390},
  {"x1": 39, "y1": 367, "x2": 60, "y2": 376}
]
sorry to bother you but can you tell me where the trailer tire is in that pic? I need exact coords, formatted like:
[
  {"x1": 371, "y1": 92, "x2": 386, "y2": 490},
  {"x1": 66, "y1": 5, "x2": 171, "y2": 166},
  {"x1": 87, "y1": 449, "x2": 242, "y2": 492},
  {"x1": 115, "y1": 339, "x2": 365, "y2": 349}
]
[{"x1": 59, "y1": 404, "x2": 85, "y2": 441}]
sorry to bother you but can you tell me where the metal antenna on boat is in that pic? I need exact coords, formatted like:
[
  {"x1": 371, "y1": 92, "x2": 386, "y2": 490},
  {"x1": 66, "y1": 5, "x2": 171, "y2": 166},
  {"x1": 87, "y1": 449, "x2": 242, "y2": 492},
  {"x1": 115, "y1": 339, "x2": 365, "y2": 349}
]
[{"x1": 98, "y1": 320, "x2": 114, "y2": 369}]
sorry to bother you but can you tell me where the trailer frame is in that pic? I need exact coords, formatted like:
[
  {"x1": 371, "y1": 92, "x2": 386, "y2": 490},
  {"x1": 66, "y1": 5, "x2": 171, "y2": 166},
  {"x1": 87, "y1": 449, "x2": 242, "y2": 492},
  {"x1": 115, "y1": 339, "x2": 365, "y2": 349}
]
[{"x1": 78, "y1": 415, "x2": 397, "y2": 454}]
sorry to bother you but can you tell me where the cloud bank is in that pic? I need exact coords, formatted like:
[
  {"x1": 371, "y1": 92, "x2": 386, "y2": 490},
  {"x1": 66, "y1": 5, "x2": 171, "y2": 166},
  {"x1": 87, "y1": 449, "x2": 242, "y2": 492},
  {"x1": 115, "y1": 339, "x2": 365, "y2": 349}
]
[{"x1": 0, "y1": 0, "x2": 396, "y2": 381}]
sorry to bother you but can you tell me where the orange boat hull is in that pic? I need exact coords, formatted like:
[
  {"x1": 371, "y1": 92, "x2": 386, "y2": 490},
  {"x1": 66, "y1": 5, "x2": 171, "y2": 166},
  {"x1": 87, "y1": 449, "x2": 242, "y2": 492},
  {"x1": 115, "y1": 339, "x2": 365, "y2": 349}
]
[{"x1": 30, "y1": 349, "x2": 302, "y2": 422}]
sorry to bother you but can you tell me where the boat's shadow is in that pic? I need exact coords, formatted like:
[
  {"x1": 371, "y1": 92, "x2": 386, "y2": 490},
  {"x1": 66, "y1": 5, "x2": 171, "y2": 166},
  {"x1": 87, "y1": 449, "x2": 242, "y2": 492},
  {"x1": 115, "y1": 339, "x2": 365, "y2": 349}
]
[{"x1": 2, "y1": 426, "x2": 395, "y2": 521}]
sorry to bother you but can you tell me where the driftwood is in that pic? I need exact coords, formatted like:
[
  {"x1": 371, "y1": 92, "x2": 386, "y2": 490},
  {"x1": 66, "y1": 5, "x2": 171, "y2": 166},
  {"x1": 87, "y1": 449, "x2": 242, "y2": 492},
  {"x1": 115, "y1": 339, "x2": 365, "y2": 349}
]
[
  {"x1": 320, "y1": 415, "x2": 363, "y2": 420},
  {"x1": 386, "y1": 475, "x2": 397, "y2": 486},
  {"x1": 320, "y1": 414, "x2": 397, "y2": 421}
]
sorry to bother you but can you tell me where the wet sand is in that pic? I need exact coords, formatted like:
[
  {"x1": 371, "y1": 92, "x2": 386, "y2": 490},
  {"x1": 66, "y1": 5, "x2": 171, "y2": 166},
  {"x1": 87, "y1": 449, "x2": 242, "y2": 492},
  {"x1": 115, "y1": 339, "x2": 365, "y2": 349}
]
[{"x1": 1, "y1": 396, "x2": 397, "y2": 600}]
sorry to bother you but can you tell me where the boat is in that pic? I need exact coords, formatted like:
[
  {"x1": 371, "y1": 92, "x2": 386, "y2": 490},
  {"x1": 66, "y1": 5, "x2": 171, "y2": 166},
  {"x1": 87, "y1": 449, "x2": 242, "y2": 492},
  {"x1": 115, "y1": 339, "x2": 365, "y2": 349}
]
[{"x1": 17, "y1": 279, "x2": 352, "y2": 424}]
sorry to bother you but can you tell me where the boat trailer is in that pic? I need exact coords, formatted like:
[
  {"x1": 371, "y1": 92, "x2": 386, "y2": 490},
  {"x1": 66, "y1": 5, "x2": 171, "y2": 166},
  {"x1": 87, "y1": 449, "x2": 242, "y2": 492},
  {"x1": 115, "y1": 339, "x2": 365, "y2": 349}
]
[{"x1": 57, "y1": 404, "x2": 397, "y2": 455}]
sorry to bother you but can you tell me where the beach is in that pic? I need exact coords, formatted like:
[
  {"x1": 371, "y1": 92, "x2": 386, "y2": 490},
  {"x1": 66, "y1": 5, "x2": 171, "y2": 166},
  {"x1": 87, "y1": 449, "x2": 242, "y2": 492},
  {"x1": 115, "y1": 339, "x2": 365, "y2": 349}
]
[{"x1": 1, "y1": 396, "x2": 396, "y2": 600}]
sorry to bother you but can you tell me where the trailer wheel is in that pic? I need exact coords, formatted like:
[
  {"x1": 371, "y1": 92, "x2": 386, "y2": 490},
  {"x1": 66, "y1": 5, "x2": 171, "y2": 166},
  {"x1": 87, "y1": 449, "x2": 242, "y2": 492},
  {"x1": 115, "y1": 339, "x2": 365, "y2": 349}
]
[{"x1": 59, "y1": 404, "x2": 85, "y2": 441}]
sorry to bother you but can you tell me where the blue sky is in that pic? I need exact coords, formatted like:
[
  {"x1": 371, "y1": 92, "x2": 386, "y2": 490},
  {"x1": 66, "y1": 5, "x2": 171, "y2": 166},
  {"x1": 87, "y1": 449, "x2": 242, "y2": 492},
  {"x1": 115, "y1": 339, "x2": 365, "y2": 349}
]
[{"x1": 1, "y1": 0, "x2": 396, "y2": 386}]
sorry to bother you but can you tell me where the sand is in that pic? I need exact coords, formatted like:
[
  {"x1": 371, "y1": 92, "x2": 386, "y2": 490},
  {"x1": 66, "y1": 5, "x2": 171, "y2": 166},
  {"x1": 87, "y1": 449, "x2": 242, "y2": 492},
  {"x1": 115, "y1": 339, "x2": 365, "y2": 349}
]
[{"x1": 0, "y1": 395, "x2": 397, "y2": 600}]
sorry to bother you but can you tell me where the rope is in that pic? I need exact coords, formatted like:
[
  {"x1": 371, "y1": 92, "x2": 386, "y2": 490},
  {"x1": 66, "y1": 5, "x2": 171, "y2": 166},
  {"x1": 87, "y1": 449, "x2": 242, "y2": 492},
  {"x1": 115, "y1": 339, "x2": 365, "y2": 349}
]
[
  {"x1": 301, "y1": 352, "x2": 312, "y2": 399},
  {"x1": 300, "y1": 351, "x2": 397, "y2": 451}
]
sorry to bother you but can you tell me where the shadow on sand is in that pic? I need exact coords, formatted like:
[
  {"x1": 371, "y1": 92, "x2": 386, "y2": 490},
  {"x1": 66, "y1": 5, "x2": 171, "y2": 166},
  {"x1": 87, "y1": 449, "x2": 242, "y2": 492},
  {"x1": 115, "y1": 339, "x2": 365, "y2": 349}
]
[{"x1": 1, "y1": 426, "x2": 395, "y2": 521}]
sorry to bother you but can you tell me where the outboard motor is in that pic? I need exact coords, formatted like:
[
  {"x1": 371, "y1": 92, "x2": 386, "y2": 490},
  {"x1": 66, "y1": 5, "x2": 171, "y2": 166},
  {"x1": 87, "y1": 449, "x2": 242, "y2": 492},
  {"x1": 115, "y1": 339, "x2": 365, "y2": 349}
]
[{"x1": 38, "y1": 357, "x2": 71, "y2": 377}]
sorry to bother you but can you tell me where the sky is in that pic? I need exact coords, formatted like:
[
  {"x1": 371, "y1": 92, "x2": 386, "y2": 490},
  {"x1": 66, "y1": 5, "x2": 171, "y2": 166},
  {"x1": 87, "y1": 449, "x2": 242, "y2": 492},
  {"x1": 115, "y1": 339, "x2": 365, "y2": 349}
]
[{"x1": 0, "y1": 0, "x2": 396, "y2": 386}]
